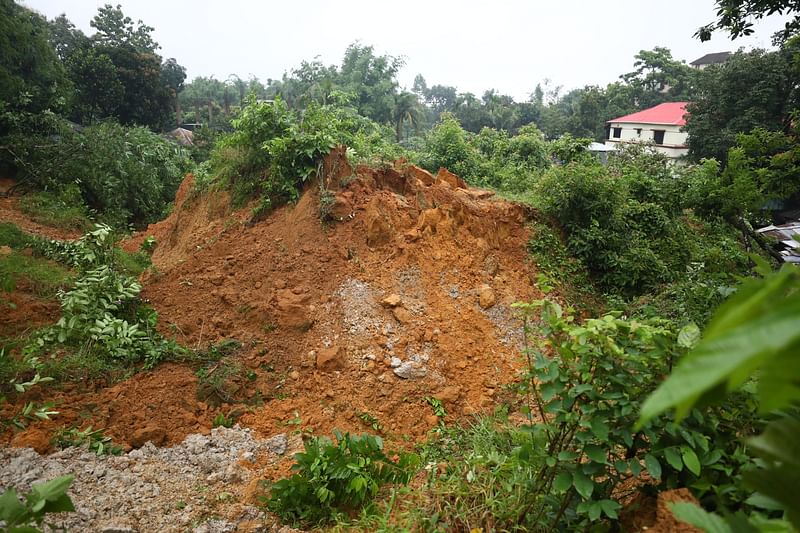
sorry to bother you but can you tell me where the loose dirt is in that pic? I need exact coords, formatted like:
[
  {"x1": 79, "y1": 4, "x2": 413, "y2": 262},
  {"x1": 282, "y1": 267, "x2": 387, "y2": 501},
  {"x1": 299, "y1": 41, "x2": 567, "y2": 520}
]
[{"x1": 123, "y1": 151, "x2": 542, "y2": 446}]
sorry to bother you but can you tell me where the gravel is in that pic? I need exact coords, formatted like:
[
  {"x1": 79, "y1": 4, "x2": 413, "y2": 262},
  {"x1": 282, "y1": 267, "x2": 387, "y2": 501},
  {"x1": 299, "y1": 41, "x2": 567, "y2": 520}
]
[{"x1": 0, "y1": 427, "x2": 291, "y2": 533}]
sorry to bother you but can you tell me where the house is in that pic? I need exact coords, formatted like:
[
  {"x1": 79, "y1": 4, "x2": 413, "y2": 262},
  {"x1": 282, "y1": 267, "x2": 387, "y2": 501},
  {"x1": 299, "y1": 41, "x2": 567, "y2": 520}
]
[
  {"x1": 605, "y1": 102, "x2": 689, "y2": 159},
  {"x1": 689, "y1": 52, "x2": 731, "y2": 69}
]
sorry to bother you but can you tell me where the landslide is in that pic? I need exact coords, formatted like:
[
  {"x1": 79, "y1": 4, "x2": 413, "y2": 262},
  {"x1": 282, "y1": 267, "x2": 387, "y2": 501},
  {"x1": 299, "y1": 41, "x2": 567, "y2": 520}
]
[
  {"x1": 7, "y1": 151, "x2": 544, "y2": 450},
  {"x1": 131, "y1": 149, "x2": 543, "y2": 442}
]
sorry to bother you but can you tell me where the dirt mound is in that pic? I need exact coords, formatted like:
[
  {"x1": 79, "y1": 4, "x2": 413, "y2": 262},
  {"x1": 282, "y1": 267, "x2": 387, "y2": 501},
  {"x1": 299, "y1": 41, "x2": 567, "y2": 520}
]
[
  {"x1": 127, "y1": 151, "x2": 541, "y2": 443},
  {"x1": 7, "y1": 152, "x2": 543, "y2": 449}
]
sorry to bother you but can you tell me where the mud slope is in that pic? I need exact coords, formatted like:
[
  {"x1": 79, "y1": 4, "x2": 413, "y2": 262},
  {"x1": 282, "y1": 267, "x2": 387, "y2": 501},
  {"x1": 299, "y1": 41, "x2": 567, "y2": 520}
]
[{"x1": 130, "y1": 151, "x2": 543, "y2": 441}]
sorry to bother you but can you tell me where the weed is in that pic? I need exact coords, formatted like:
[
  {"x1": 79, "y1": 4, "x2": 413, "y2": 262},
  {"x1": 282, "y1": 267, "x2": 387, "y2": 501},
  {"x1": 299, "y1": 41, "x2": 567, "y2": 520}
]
[
  {"x1": 262, "y1": 322, "x2": 276, "y2": 334},
  {"x1": 212, "y1": 413, "x2": 234, "y2": 428},
  {"x1": 52, "y1": 426, "x2": 123, "y2": 455},
  {"x1": 424, "y1": 397, "x2": 446, "y2": 419},
  {"x1": 358, "y1": 412, "x2": 383, "y2": 432},
  {"x1": 0, "y1": 222, "x2": 33, "y2": 249}
]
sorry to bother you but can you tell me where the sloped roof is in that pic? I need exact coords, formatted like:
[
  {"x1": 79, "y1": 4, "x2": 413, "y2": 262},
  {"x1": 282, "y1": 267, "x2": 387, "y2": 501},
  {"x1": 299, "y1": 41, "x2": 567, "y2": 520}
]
[
  {"x1": 607, "y1": 102, "x2": 689, "y2": 126},
  {"x1": 690, "y1": 51, "x2": 731, "y2": 66}
]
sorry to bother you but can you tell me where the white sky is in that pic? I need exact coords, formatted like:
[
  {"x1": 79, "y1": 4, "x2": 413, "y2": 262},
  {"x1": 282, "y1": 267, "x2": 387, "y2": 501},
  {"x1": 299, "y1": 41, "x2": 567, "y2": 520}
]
[{"x1": 23, "y1": 0, "x2": 791, "y2": 101}]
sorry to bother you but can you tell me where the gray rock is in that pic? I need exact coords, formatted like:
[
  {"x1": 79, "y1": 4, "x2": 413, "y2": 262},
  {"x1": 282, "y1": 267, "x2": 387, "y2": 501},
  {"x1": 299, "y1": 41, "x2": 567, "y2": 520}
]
[{"x1": 393, "y1": 361, "x2": 428, "y2": 379}]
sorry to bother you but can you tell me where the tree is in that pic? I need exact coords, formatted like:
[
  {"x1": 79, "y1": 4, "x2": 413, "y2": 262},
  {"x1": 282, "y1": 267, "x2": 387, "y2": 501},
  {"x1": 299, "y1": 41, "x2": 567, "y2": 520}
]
[
  {"x1": 696, "y1": 0, "x2": 800, "y2": 43},
  {"x1": 392, "y1": 91, "x2": 423, "y2": 141},
  {"x1": 90, "y1": 4, "x2": 159, "y2": 53},
  {"x1": 48, "y1": 14, "x2": 89, "y2": 62},
  {"x1": 161, "y1": 58, "x2": 186, "y2": 126},
  {"x1": 65, "y1": 47, "x2": 124, "y2": 122},
  {"x1": 620, "y1": 47, "x2": 696, "y2": 108},
  {"x1": 0, "y1": 0, "x2": 69, "y2": 116},
  {"x1": 338, "y1": 43, "x2": 403, "y2": 123},
  {"x1": 684, "y1": 48, "x2": 797, "y2": 161}
]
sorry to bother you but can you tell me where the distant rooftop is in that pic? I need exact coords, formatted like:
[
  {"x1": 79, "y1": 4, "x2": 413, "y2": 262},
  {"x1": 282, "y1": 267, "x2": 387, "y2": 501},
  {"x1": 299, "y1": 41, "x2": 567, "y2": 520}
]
[
  {"x1": 690, "y1": 52, "x2": 731, "y2": 66},
  {"x1": 607, "y1": 102, "x2": 689, "y2": 126}
]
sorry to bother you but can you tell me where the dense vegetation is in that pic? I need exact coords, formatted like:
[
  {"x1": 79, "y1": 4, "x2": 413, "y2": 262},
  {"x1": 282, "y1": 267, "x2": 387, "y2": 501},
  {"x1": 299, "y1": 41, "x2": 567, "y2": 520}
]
[{"x1": 1, "y1": 0, "x2": 799, "y2": 530}]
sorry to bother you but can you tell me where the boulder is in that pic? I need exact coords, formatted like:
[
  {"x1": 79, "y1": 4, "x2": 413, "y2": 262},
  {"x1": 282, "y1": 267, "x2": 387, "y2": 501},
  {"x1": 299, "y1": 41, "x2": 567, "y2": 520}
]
[
  {"x1": 381, "y1": 294, "x2": 402, "y2": 308},
  {"x1": 130, "y1": 425, "x2": 167, "y2": 448},
  {"x1": 478, "y1": 284, "x2": 496, "y2": 309},
  {"x1": 405, "y1": 164, "x2": 435, "y2": 186},
  {"x1": 393, "y1": 361, "x2": 427, "y2": 379},
  {"x1": 392, "y1": 306, "x2": 413, "y2": 324},
  {"x1": 316, "y1": 346, "x2": 345, "y2": 371},
  {"x1": 435, "y1": 168, "x2": 467, "y2": 189}
]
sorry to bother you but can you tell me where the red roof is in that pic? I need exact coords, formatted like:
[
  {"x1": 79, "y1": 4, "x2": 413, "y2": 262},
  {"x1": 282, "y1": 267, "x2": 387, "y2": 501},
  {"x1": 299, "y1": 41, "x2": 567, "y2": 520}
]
[{"x1": 607, "y1": 102, "x2": 689, "y2": 126}]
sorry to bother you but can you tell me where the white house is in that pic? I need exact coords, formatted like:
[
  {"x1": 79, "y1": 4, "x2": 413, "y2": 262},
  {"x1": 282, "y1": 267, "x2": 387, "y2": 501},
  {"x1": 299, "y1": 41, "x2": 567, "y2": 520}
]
[{"x1": 605, "y1": 102, "x2": 689, "y2": 159}]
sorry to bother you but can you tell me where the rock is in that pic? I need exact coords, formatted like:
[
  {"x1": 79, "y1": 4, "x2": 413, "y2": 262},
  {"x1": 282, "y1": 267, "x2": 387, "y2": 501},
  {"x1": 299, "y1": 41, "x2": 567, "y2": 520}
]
[
  {"x1": 464, "y1": 188, "x2": 495, "y2": 200},
  {"x1": 478, "y1": 284, "x2": 496, "y2": 309},
  {"x1": 437, "y1": 386, "x2": 462, "y2": 403},
  {"x1": 316, "y1": 346, "x2": 345, "y2": 370},
  {"x1": 435, "y1": 168, "x2": 467, "y2": 189},
  {"x1": 0, "y1": 245, "x2": 12, "y2": 256},
  {"x1": 392, "y1": 306, "x2": 413, "y2": 324},
  {"x1": 10, "y1": 427, "x2": 51, "y2": 454},
  {"x1": 381, "y1": 294, "x2": 402, "y2": 308},
  {"x1": 288, "y1": 370, "x2": 300, "y2": 380},
  {"x1": 405, "y1": 164, "x2": 435, "y2": 186},
  {"x1": 393, "y1": 361, "x2": 427, "y2": 379},
  {"x1": 425, "y1": 415, "x2": 439, "y2": 427},
  {"x1": 390, "y1": 357, "x2": 402, "y2": 368},
  {"x1": 130, "y1": 425, "x2": 167, "y2": 448}
]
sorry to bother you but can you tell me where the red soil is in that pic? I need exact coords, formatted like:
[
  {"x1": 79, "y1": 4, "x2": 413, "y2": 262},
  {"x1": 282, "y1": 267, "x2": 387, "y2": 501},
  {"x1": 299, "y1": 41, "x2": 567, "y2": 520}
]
[{"x1": 4, "y1": 151, "x2": 543, "y2": 450}]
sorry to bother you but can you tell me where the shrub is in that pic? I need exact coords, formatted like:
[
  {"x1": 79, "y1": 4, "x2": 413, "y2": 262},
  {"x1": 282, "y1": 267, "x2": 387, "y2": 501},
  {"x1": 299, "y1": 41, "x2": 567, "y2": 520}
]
[
  {"x1": 29, "y1": 224, "x2": 180, "y2": 368},
  {"x1": 2, "y1": 117, "x2": 191, "y2": 228},
  {"x1": 267, "y1": 431, "x2": 419, "y2": 525}
]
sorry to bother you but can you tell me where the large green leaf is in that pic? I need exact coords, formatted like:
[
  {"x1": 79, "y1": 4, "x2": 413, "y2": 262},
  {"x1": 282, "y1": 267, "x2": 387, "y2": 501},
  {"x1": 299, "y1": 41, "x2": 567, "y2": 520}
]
[
  {"x1": 669, "y1": 502, "x2": 731, "y2": 533},
  {"x1": 644, "y1": 454, "x2": 662, "y2": 480},
  {"x1": 572, "y1": 472, "x2": 594, "y2": 499},
  {"x1": 638, "y1": 294, "x2": 800, "y2": 425}
]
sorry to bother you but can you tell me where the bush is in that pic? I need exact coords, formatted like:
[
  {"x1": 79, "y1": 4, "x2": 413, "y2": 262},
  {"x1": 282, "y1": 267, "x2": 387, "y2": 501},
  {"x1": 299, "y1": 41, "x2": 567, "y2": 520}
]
[
  {"x1": 267, "y1": 431, "x2": 419, "y2": 525},
  {"x1": 2, "y1": 116, "x2": 191, "y2": 228},
  {"x1": 29, "y1": 224, "x2": 180, "y2": 368}
]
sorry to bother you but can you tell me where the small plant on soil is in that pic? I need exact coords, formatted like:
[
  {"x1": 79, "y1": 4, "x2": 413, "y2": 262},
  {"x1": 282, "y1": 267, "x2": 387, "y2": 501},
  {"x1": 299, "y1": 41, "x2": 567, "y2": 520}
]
[
  {"x1": 0, "y1": 474, "x2": 75, "y2": 532},
  {"x1": 358, "y1": 412, "x2": 383, "y2": 432},
  {"x1": 52, "y1": 426, "x2": 123, "y2": 456},
  {"x1": 266, "y1": 431, "x2": 420, "y2": 525},
  {"x1": 211, "y1": 413, "x2": 234, "y2": 428}
]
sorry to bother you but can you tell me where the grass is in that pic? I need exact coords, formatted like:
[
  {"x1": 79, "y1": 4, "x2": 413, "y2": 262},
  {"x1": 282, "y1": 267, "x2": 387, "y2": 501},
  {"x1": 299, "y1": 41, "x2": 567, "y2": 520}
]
[
  {"x1": 0, "y1": 222, "x2": 33, "y2": 249},
  {"x1": 0, "y1": 251, "x2": 72, "y2": 296},
  {"x1": 18, "y1": 190, "x2": 92, "y2": 232}
]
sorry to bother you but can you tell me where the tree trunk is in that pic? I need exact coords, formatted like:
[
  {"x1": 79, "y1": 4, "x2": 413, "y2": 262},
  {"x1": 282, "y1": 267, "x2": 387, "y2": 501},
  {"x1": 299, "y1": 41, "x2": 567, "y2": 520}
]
[
  {"x1": 175, "y1": 97, "x2": 182, "y2": 127},
  {"x1": 732, "y1": 216, "x2": 784, "y2": 263}
]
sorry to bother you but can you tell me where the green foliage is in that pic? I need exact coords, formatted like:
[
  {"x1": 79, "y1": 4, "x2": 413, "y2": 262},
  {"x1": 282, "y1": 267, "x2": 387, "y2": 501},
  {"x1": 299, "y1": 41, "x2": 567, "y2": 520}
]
[
  {"x1": 52, "y1": 425, "x2": 123, "y2": 455},
  {"x1": 685, "y1": 47, "x2": 798, "y2": 162},
  {"x1": 211, "y1": 413, "x2": 234, "y2": 428},
  {"x1": 18, "y1": 187, "x2": 91, "y2": 232},
  {"x1": 210, "y1": 94, "x2": 399, "y2": 215},
  {"x1": 0, "y1": 475, "x2": 75, "y2": 532},
  {"x1": 30, "y1": 224, "x2": 180, "y2": 369},
  {"x1": 267, "y1": 431, "x2": 419, "y2": 525},
  {"x1": 4, "y1": 118, "x2": 191, "y2": 228},
  {"x1": 0, "y1": 251, "x2": 72, "y2": 297},
  {"x1": 509, "y1": 300, "x2": 755, "y2": 529},
  {"x1": 640, "y1": 263, "x2": 800, "y2": 529},
  {"x1": 0, "y1": 0, "x2": 69, "y2": 118}
]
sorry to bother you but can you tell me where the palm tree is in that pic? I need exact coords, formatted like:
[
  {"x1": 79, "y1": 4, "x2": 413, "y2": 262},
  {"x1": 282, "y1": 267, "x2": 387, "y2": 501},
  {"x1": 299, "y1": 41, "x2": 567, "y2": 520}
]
[{"x1": 393, "y1": 92, "x2": 423, "y2": 142}]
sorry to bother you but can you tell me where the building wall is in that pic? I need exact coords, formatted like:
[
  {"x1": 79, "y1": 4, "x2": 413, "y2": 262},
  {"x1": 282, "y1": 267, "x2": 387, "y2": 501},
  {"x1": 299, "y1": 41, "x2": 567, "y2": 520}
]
[{"x1": 606, "y1": 121, "x2": 688, "y2": 159}]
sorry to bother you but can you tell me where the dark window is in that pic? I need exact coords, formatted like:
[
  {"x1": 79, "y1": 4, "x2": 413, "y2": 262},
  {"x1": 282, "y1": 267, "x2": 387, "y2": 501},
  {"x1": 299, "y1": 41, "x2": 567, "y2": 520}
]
[
  {"x1": 635, "y1": 128, "x2": 642, "y2": 136},
  {"x1": 612, "y1": 127, "x2": 622, "y2": 139},
  {"x1": 653, "y1": 130, "x2": 665, "y2": 144}
]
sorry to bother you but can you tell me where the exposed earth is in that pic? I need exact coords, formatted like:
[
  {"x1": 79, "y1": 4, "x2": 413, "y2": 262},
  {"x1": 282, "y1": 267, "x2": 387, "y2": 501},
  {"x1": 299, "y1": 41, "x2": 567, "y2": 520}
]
[{"x1": 0, "y1": 154, "x2": 690, "y2": 531}]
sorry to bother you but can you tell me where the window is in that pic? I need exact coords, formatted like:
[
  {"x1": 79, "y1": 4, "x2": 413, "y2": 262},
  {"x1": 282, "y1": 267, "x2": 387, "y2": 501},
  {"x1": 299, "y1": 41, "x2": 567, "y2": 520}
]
[
  {"x1": 635, "y1": 128, "x2": 642, "y2": 136},
  {"x1": 612, "y1": 127, "x2": 622, "y2": 139},
  {"x1": 653, "y1": 130, "x2": 665, "y2": 144}
]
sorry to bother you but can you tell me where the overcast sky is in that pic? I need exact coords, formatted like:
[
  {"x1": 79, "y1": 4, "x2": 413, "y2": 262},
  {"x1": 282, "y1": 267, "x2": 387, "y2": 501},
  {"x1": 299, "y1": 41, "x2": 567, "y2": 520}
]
[{"x1": 23, "y1": 0, "x2": 790, "y2": 101}]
